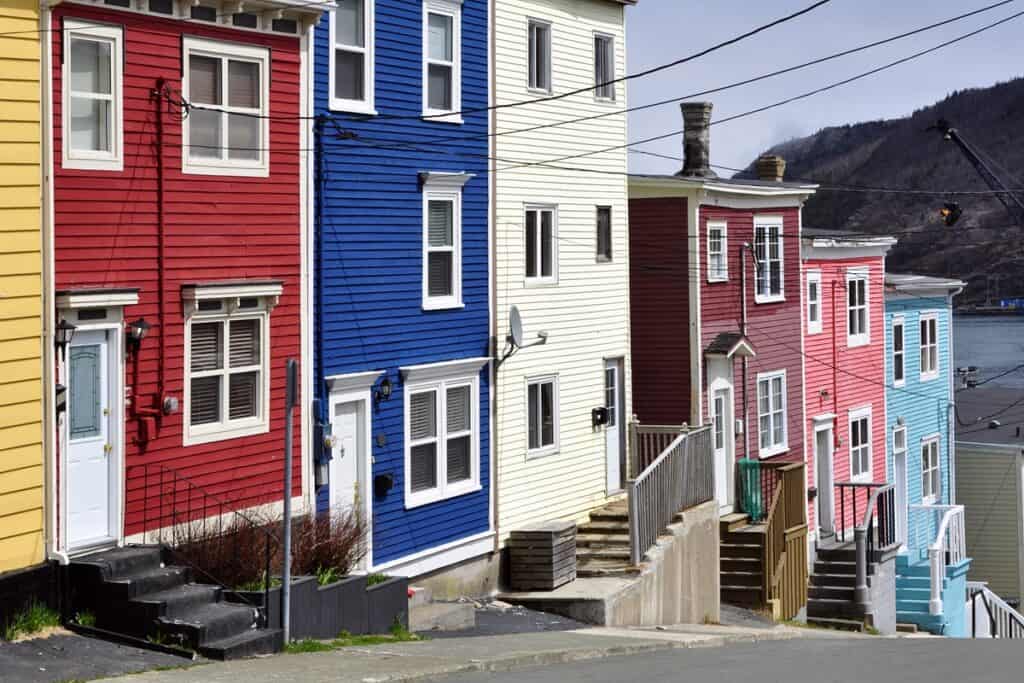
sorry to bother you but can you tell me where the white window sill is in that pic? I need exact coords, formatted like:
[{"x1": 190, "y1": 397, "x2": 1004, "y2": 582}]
[
  {"x1": 184, "y1": 419, "x2": 269, "y2": 446},
  {"x1": 921, "y1": 495, "x2": 938, "y2": 506},
  {"x1": 183, "y1": 161, "x2": 270, "y2": 178},
  {"x1": 422, "y1": 111, "x2": 464, "y2": 125},
  {"x1": 330, "y1": 100, "x2": 378, "y2": 116},
  {"x1": 405, "y1": 481, "x2": 481, "y2": 510},
  {"x1": 920, "y1": 372, "x2": 940, "y2": 383},
  {"x1": 527, "y1": 87, "x2": 552, "y2": 96},
  {"x1": 423, "y1": 299, "x2": 465, "y2": 312},
  {"x1": 63, "y1": 155, "x2": 123, "y2": 172},
  {"x1": 847, "y1": 335, "x2": 870, "y2": 348},
  {"x1": 593, "y1": 95, "x2": 616, "y2": 104},
  {"x1": 808, "y1": 325, "x2": 822, "y2": 335},
  {"x1": 758, "y1": 444, "x2": 788, "y2": 459},
  {"x1": 524, "y1": 278, "x2": 558, "y2": 288},
  {"x1": 893, "y1": 378, "x2": 906, "y2": 388},
  {"x1": 754, "y1": 294, "x2": 785, "y2": 305},
  {"x1": 850, "y1": 473, "x2": 873, "y2": 484},
  {"x1": 526, "y1": 446, "x2": 559, "y2": 461},
  {"x1": 707, "y1": 276, "x2": 729, "y2": 284}
]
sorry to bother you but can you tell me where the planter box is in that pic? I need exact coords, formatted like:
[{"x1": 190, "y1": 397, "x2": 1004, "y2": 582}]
[
  {"x1": 366, "y1": 576, "x2": 409, "y2": 634},
  {"x1": 226, "y1": 574, "x2": 372, "y2": 638},
  {"x1": 317, "y1": 574, "x2": 368, "y2": 636}
]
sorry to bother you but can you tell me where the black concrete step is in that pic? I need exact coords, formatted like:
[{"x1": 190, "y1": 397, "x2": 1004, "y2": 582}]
[
  {"x1": 808, "y1": 585, "x2": 855, "y2": 601},
  {"x1": 199, "y1": 628, "x2": 283, "y2": 661},
  {"x1": 721, "y1": 557, "x2": 761, "y2": 574},
  {"x1": 156, "y1": 602, "x2": 260, "y2": 650},
  {"x1": 806, "y1": 616, "x2": 866, "y2": 633},
  {"x1": 129, "y1": 583, "x2": 222, "y2": 622},
  {"x1": 721, "y1": 529, "x2": 766, "y2": 546},
  {"x1": 721, "y1": 585, "x2": 762, "y2": 608},
  {"x1": 809, "y1": 572, "x2": 856, "y2": 588},
  {"x1": 103, "y1": 566, "x2": 191, "y2": 602},
  {"x1": 72, "y1": 546, "x2": 165, "y2": 581},
  {"x1": 720, "y1": 543, "x2": 762, "y2": 560},
  {"x1": 720, "y1": 570, "x2": 762, "y2": 588},
  {"x1": 807, "y1": 597, "x2": 868, "y2": 620}
]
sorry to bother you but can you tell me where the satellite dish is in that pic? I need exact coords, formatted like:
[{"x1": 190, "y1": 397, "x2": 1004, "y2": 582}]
[{"x1": 509, "y1": 306, "x2": 524, "y2": 348}]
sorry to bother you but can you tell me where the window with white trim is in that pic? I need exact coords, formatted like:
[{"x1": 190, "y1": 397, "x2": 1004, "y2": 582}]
[
  {"x1": 920, "y1": 313, "x2": 939, "y2": 380},
  {"x1": 527, "y1": 376, "x2": 558, "y2": 455},
  {"x1": 921, "y1": 437, "x2": 940, "y2": 504},
  {"x1": 423, "y1": 0, "x2": 461, "y2": 119},
  {"x1": 707, "y1": 222, "x2": 727, "y2": 282},
  {"x1": 754, "y1": 219, "x2": 783, "y2": 302},
  {"x1": 183, "y1": 38, "x2": 269, "y2": 176},
  {"x1": 892, "y1": 424, "x2": 907, "y2": 459},
  {"x1": 63, "y1": 20, "x2": 123, "y2": 171},
  {"x1": 527, "y1": 19, "x2": 551, "y2": 92},
  {"x1": 594, "y1": 33, "x2": 615, "y2": 100},
  {"x1": 423, "y1": 188, "x2": 462, "y2": 309},
  {"x1": 847, "y1": 270, "x2": 869, "y2": 346},
  {"x1": 406, "y1": 374, "x2": 479, "y2": 507},
  {"x1": 525, "y1": 206, "x2": 556, "y2": 283},
  {"x1": 596, "y1": 206, "x2": 612, "y2": 262},
  {"x1": 892, "y1": 316, "x2": 905, "y2": 386},
  {"x1": 757, "y1": 371, "x2": 787, "y2": 456},
  {"x1": 331, "y1": 0, "x2": 375, "y2": 113},
  {"x1": 806, "y1": 270, "x2": 822, "y2": 334},
  {"x1": 849, "y1": 407, "x2": 872, "y2": 481},
  {"x1": 185, "y1": 297, "x2": 272, "y2": 444}
]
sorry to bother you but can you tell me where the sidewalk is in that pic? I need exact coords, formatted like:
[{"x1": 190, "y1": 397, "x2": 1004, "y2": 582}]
[{"x1": 105, "y1": 623, "x2": 862, "y2": 683}]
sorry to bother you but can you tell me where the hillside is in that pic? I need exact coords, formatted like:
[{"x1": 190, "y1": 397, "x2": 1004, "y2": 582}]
[{"x1": 741, "y1": 77, "x2": 1024, "y2": 303}]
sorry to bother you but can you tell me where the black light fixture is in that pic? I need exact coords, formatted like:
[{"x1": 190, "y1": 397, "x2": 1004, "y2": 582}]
[
  {"x1": 940, "y1": 202, "x2": 963, "y2": 227},
  {"x1": 375, "y1": 377, "x2": 393, "y2": 405},
  {"x1": 55, "y1": 318, "x2": 76, "y2": 358},
  {"x1": 126, "y1": 317, "x2": 152, "y2": 352}
]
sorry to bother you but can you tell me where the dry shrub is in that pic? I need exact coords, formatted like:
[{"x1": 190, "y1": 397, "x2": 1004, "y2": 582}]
[{"x1": 291, "y1": 507, "x2": 368, "y2": 581}]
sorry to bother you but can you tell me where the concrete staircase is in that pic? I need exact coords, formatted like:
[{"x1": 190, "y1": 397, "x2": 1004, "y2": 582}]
[
  {"x1": 69, "y1": 546, "x2": 282, "y2": 660},
  {"x1": 575, "y1": 500, "x2": 641, "y2": 578},
  {"x1": 719, "y1": 513, "x2": 766, "y2": 609},
  {"x1": 806, "y1": 540, "x2": 871, "y2": 632},
  {"x1": 407, "y1": 585, "x2": 476, "y2": 633}
]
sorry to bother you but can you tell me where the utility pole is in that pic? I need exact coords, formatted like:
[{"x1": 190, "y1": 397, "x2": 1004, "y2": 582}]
[{"x1": 282, "y1": 358, "x2": 298, "y2": 643}]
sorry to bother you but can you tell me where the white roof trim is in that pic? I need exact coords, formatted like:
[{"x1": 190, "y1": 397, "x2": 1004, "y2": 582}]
[
  {"x1": 400, "y1": 356, "x2": 490, "y2": 384},
  {"x1": 182, "y1": 280, "x2": 283, "y2": 302},
  {"x1": 629, "y1": 174, "x2": 816, "y2": 199},
  {"x1": 57, "y1": 288, "x2": 140, "y2": 309},
  {"x1": 420, "y1": 172, "x2": 475, "y2": 190},
  {"x1": 325, "y1": 370, "x2": 385, "y2": 394}
]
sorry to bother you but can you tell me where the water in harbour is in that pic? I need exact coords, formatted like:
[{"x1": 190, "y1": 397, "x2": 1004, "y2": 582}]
[{"x1": 954, "y1": 315, "x2": 1024, "y2": 389}]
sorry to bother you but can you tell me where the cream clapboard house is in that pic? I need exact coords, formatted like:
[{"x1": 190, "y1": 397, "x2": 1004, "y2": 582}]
[{"x1": 492, "y1": 0, "x2": 635, "y2": 539}]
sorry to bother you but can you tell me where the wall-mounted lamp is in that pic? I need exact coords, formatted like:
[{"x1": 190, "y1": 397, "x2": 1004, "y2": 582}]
[
  {"x1": 375, "y1": 377, "x2": 393, "y2": 405},
  {"x1": 126, "y1": 317, "x2": 152, "y2": 353},
  {"x1": 55, "y1": 318, "x2": 77, "y2": 359}
]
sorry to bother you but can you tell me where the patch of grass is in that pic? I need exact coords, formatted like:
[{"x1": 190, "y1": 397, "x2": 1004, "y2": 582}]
[
  {"x1": 865, "y1": 625, "x2": 881, "y2": 636},
  {"x1": 285, "y1": 624, "x2": 421, "y2": 654},
  {"x1": 235, "y1": 572, "x2": 283, "y2": 593},
  {"x1": 702, "y1": 613, "x2": 720, "y2": 625},
  {"x1": 365, "y1": 573, "x2": 390, "y2": 586},
  {"x1": 2, "y1": 601, "x2": 61, "y2": 641},
  {"x1": 72, "y1": 611, "x2": 96, "y2": 628},
  {"x1": 316, "y1": 566, "x2": 344, "y2": 586},
  {"x1": 285, "y1": 638, "x2": 336, "y2": 654}
]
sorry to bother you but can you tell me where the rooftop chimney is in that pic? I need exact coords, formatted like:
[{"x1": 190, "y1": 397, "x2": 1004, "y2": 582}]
[
  {"x1": 755, "y1": 154, "x2": 787, "y2": 182},
  {"x1": 679, "y1": 102, "x2": 716, "y2": 178}
]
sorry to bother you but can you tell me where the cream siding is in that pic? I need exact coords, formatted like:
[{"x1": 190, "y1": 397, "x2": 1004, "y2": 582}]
[
  {"x1": 0, "y1": 0, "x2": 44, "y2": 573},
  {"x1": 493, "y1": 0, "x2": 632, "y2": 536}
]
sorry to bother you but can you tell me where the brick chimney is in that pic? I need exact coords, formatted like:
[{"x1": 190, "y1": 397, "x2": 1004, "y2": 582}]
[
  {"x1": 755, "y1": 154, "x2": 787, "y2": 182},
  {"x1": 679, "y1": 102, "x2": 716, "y2": 178}
]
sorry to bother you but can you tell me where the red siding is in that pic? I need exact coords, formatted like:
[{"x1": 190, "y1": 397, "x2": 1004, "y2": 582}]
[
  {"x1": 53, "y1": 6, "x2": 302, "y2": 535},
  {"x1": 628, "y1": 197, "x2": 691, "y2": 424}
]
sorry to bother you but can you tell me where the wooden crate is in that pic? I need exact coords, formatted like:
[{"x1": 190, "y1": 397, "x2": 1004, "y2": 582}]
[{"x1": 508, "y1": 521, "x2": 576, "y2": 591}]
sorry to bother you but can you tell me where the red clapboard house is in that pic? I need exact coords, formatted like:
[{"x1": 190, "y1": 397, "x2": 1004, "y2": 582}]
[
  {"x1": 629, "y1": 102, "x2": 817, "y2": 616},
  {"x1": 49, "y1": 0, "x2": 324, "y2": 557}
]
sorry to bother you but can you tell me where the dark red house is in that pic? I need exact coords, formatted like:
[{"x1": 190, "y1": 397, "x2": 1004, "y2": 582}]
[{"x1": 49, "y1": 0, "x2": 324, "y2": 556}]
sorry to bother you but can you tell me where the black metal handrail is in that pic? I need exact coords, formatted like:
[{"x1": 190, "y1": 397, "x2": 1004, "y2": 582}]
[{"x1": 834, "y1": 481, "x2": 884, "y2": 543}]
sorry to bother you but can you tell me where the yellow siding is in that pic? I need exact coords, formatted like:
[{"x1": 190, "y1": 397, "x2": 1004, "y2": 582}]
[{"x1": 0, "y1": 0, "x2": 44, "y2": 573}]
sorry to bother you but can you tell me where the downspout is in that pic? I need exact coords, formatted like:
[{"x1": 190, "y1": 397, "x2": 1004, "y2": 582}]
[
  {"x1": 313, "y1": 116, "x2": 327, "y2": 499},
  {"x1": 740, "y1": 243, "x2": 750, "y2": 461},
  {"x1": 489, "y1": 0, "x2": 500, "y2": 554},
  {"x1": 831, "y1": 279, "x2": 839, "y2": 448}
]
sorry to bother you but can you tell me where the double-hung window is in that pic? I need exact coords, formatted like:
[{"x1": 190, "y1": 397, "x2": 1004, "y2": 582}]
[
  {"x1": 594, "y1": 33, "x2": 615, "y2": 100},
  {"x1": 920, "y1": 313, "x2": 939, "y2": 380},
  {"x1": 527, "y1": 376, "x2": 558, "y2": 455},
  {"x1": 892, "y1": 316, "x2": 905, "y2": 386},
  {"x1": 183, "y1": 38, "x2": 269, "y2": 176},
  {"x1": 527, "y1": 19, "x2": 552, "y2": 92},
  {"x1": 406, "y1": 373, "x2": 479, "y2": 507},
  {"x1": 63, "y1": 20, "x2": 123, "y2": 171},
  {"x1": 806, "y1": 270, "x2": 822, "y2": 333},
  {"x1": 756, "y1": 370, "x2": 787, "y2": 457},
  {"x1": 707, "y1": 222, "x2": 727, "y2": 282},
  {"x1": 921, "y1": 437, "x2": 940, "y2": 504},
  {"x1": 754, "y1": 219, "x2": 783, "y2": 302},
  {"x1": 596, "y1": 206, "x2": 612, "y2": 262},
  {"x1": 185, "y1": 291, "x2": 278, "y2": 445},
  {"x1": 849, "y1": 407, "x2": 872, "y2": 481},
  {"x1": 331, "y1": 0, "x2": 375, "y2": 113},
  {"x1": 525, "y1": 206, "x2": 556, "y2": 284},
  {"x1": 423, "y1": 0, "x2": 461, "y2": 120},
  {"x1": 847, "y1": 269, "x2": 869, "y2": 346}
]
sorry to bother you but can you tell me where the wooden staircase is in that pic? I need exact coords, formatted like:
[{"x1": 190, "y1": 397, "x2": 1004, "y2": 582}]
[
  {"x1": 575, "y1": 500, "x2": 642, "y2": 578},
  {"x1": 719, "y1": 512, "x2": 767, "y2": 608}
]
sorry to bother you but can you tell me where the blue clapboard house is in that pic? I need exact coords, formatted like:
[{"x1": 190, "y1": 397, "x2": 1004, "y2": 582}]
[
  {"x1": 312, "y1": 0, "x2": 492, "y2": 577},
  {"x1": 884, "y1": 273, "x2": 971, "y2": 636}
]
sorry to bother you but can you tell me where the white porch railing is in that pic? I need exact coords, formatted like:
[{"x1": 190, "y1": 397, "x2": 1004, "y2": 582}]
[
  {"x1": 909, "y1": 504, "x2": 966, "y2": 616},
  {"x1": 968, "y1": 582, "x2": 1024, "y2": 638}
]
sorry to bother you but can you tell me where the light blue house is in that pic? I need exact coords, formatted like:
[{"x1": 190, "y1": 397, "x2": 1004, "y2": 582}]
[
  {"x1": 312, "y1": 0, "x2": 493, "y2": 580},
  {"x1": 885, "y1": 273, "x2": 970, "y2": 636}
]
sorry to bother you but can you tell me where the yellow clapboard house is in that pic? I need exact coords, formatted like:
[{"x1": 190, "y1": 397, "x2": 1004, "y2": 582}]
[{"x1": 0, "y1": 0, "x2": 44, "y2": 575}]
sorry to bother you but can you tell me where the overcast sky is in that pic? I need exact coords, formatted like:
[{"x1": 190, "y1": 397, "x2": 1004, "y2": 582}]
[{"x1": 625, "y1": 0, "x2": 1024, "y2": 175}]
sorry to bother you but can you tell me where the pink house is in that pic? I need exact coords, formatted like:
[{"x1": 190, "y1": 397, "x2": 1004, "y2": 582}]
[{"x1": 800, "y1": 228, "x2": 895, "y2": 542}]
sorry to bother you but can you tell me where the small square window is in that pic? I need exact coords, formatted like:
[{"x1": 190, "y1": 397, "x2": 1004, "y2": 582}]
[
  {"x1": 527, "y1": 377, "x2": 558, "y2": 454},
  {"x1": 596, "y1": 207, "x2": 612, "y2": 262},
  {"x1": 232, "y1": 13, "x2": 259, "y2": 28},
  {"x1": 148, "y1": 0, "x2": 174, "y2": 14}
]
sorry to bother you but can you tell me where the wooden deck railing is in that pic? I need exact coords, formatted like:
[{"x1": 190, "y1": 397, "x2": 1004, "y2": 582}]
[
  {"x1": 968, "y1": 581, "x2": 1024, "y2": 638},
  {"x1": 628, "y1": 421, "x2": 688, "y2": 478},
  {"x1": 910, "y1": 505, "x2": 966, "y2": 616},
  {"x1": 761, "y1": 462, "x2": 808, "y2": 620},
  {"x1": 627, "y1": 426, "x2": 713, "y2": 566}
]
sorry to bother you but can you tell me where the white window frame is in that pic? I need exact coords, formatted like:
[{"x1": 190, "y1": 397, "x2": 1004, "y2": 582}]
[
  {"x1": 596, "y1": 205, "x2": 613, "y2": 263},
  {"x1": 403, "y1": 372, "x2": 481, "y2": 508},
  {"x1": 422, "y1": 186, "x2": 463, "y2": 310},
  {"x1": 183, "y1": 297, "x2": 273, "y2": 446},
  {"x1": 181, "y1": 37, "x2": 270, "y2": 177},
  {"x1": 756, "y1": 369, "x2": 788, "y2": 458},
  {"x1": 921, "y1": 435, "x2": 941, "y2": 505},
  {"x1": 527, "y1": 18, "x2": 552, "y2": 94},
  {"x1": 892, "y1": 424, "x2": 907, "y2": 461},
  {"x1": 524, "y1": 204, "x2": 558, "y2": 285},
  {"x1": 920, "y1": 312, "x2": 939, "y2": 381},
  {"x1": 806, "y1": 270, "x2": 822, "y2": 334},
  {"x1": 849, "y1": 405, "x2": 872, "y2": 483},
  {"x1": 593, "y1": 32, "x2": 615, "y2": 101},
  {"x1": 892, "y1": 315, "x2": 905, "y2": 387},
  {"x1": 707, "y1": 221, "x2": 728, "y2": 283},
  {"x1": 753, "y1": 217, "x2": 784, "y2": 303},
  {"x1": 847, "y1": 268, "x2": 870, "y2": 347},
  {"x1": 422, "y1": 0, "x2": 462, "y2": 123},
  {"x1": 526, "y1": 375, "x2": 559, "y2": 458},
  {"x1": 328, "y1": 0, "x2": 376, "y2": 115},
  {"x1": 62, "y1": 20, "x2": 124, "y2": 172}
]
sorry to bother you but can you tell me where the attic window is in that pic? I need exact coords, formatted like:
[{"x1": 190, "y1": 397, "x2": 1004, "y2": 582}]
[
  {"x1": 273, "y1": 18, "x2": 298, "y2": 33},
  {"x1": 233, "y1": 13, "x2": 260, "y2": 28},
  {"x1": 191, "y1": 5, "x2": 217, "y2": 22},
  {"x1": 148, "y1": 0, "x2": 174, "y2": 14}
]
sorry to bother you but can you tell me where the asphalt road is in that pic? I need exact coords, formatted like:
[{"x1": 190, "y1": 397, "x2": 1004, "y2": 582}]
[{"x1": 437, "y1": 638, "x2": 1021, "y2": 683}]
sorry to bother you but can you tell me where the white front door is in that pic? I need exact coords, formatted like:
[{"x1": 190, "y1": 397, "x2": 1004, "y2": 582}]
[
  {"x1": 815, "y1": 426, "x2": 835, "y2": 538},
  {"x1": 330, "y1": 400, "x2": 363, "y2": 514},
  {"x1": 894, "y1": 449, "x2": 908, "y2": 550},
  {"x1": 66, "y1": 330, "x2": 117, "y2": 549},
  {"x1": 711, "y1": 387, "x2": 735, "y2": 512},
  {"x1": 605, "y1": 359, "x2": 625, "y2": 493}
]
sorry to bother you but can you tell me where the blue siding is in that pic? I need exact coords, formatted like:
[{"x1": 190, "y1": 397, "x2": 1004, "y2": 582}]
[{"x1": 313, "y1": 1, "x2": 491, "y2": 566}]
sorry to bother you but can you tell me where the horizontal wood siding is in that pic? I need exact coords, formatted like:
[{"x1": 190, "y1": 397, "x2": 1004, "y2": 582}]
[
  {"x1": 52, "y1": 6, "x2": 303, "y2": 533},
  {"x1": 628, "y1": 197, "x2": 690, "y2": 424},
  {"x1": 0, "y1": 0, "x2": 44, "y2": 572},
  {"x1": 313, "y1": 0, "x2": 491, "y2": 564},
  {"x1": 494, "y1": 0, "x2": 631, "y2": 537}
]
